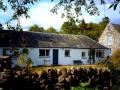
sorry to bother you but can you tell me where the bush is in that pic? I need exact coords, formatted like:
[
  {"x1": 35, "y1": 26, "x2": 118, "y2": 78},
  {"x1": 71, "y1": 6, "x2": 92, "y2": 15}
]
[
  {"x1": 96, "y1": 49, "x2": 120, "y2": 90},
  {"x1": 110, "y1": 49, "x2": 120, "y2": 70}
]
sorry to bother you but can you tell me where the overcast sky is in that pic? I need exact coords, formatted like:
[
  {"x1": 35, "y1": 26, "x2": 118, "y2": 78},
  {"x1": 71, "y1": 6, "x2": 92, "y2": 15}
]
[{"x1": 0, "y1": 0, "x2": 120, "y2": 31}]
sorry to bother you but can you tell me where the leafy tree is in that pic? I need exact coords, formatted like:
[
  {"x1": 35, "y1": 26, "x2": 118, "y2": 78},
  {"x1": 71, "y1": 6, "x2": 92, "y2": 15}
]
[
  {"x1": 29, "y1": 24, "x2": 45, "y2": 32},
  {"x1": 46, "y1": 27, "x2": 57, "y2": 33},
  {"x1": 60, "y1": 18, "x2": 77, "y2": 34},
  {"x1": 79, "y1": 19, "x2": 87, "y2": 31},
  {"x1": 88, "y1": 48, "x2": 95, "y2": 64},
  {"x1": 51, "y1": 0, "x2": 120, "y2": 20},
  {"x1": 0, "y1": 0, "x2": 117, "y2": 30},
  {"x1": 0, "y1": 24, "x2": 3, "y2": 30},
  {"x1": 0, "y1": 0, "x2": 39, "y2": 30},
  {"x1": 99, "y1": 16, "x2": 110, "y2": 31},
  {"x1": 77, "y1": 17, "x2": 109, "y2": 41}
]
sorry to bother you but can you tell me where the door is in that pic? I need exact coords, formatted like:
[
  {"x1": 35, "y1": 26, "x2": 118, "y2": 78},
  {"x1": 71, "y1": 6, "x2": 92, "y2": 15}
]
[{"x1": 53, "y1": 49, "x2": 58, "y2": 65}]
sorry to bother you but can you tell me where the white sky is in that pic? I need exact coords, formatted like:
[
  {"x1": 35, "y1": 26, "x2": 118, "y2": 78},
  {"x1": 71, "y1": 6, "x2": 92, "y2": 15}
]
[
  {"x1": 20, "y1": 2, "x2": 67, "y2": 31},
  {"x1": 1, "y1": 1, "x2": 120, "y2": 31}
]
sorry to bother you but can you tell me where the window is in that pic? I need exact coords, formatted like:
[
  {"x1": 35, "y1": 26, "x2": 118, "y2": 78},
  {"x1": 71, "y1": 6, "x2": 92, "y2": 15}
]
[
  {"x1": 39, "y1": 49, "x2": 50, "y2": 57},
  {"x1": 82, "y1": 52, "x2": 86, "y2": 59},
  {"x1": 109, "y1": 48, "x2": 112, "y2": 55},
  {"x1": 107, "y1": 35, "x2": 112, "y2": 45},
  {"x1": 22, "y1": 48, "x2": 29, "y2": 54},
  {"x1": 65, "y1": 50, "x2": 70, "y2": 57},
  {"x1": 108, "y1": 25, "x2": 110, "y2": 30},
  {"x1": 96, "y1": 50, "x2": 104, "y2": 58}
]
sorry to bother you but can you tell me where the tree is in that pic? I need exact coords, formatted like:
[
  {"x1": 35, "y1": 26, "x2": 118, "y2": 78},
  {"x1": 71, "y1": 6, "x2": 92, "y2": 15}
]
[
  {"x1": 46, "y1": 27, "x2": 57, "y2": 33},
  {"x1": 79, "y1": 19, "x2": 87, "y2": 31},
  {"x1": 0, "y1": 0, "x2": 39, "y2": 30},
  {"x1": 88, "y1": 48, "x2": 95, "y2": 64},
  {"x1": 99, "y1": 17, "x2": 110, "y2": 29},
  {"x1": 0, "y1": 0, "x2": 118, "y2": 30},
  {"x1": 60, "y1": 18, "x2": 77, "y2": 34},
  {"x1": 77, "y1": 17, "x2": 109, "y2": 41},
  {"x1": 29, "y1": 24, "x2": 45, "y2": 32},
  {"x1": 51, "y1": 0, "x2": 120, "y2": 20},
  {"x1": 0, "y1": 24, "x2": 3, "y2": 30}
]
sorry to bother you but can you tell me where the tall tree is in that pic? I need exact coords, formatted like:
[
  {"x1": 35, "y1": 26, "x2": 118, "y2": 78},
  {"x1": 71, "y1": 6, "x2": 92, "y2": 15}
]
[
  {"x1": 98, "y1": 16, "x2": 110, "y2": 34},
  {"x1": 29, "y1": 24, "x2": 45, "y2": 32},
  {"x1": 77, "y1": 18, "x2": 109, "y2": 41},
  {"x1": 46, "y1": 27, "x2": 57, "y2": 33},
  {"x1": 79, "y1": 19, "x2": 87, "y2": 30},
  {"x1": 60, "y1": 18, "x2": 77, "y2": 34},
  {"x1": 99, "y1": 16, "x2": 110, "y2": 28}
]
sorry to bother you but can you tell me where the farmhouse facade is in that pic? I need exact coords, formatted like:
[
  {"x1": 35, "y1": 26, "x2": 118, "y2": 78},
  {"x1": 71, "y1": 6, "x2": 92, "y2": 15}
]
[
  {"x1": 99, "y1": 22, "x2": 120, "y2": 54},
  {"x1": 0, "y1": 30, "x2": 109, "y2": 66}
]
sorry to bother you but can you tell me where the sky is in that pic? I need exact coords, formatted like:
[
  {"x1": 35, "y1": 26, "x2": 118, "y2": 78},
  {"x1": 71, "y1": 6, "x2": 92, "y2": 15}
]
[{"x1": 0, "y1": 0, "x2": 120, "y2": 31}]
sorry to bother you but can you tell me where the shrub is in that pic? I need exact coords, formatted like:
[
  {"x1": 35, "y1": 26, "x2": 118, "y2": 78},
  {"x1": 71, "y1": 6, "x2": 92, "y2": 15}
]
[{"x1": 110, "y1": 49, "x2": 120, "y2": 70}]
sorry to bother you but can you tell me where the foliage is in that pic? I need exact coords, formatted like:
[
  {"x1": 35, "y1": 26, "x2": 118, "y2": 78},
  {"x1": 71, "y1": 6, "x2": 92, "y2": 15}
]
[
  {"x1": 89, "y1": 48, "x2": 95, "y2": 64},
  {"x1": 60, "y1": 18, "x2": 77, "y2": 34},
  {"x1": 51, "y1": 0, "x2": 120, "y2": 20},
  {"x1": 96, "y1": 49, "x2": 120, "y2": 70},
  {"x1": 109, "y1": 49, "x2": 120, "y2": 70},
  {"x1": 71, "y1": 85, "x2": 98, "y2": 90},
  {"x1": 60, "y1": 17, "x2": 109, "y2": 40},
  {"x1": 45, "y1": 27, "x2": 57, "y2": 33},
  {"x1": 96, "y1": 49, "x2": 120, "y2": 90},
  {"x1": 13, "y1": 48, "x2": 19, "y2": 56},
  {"x1": 17, "y1": 48, "x2": 33, "y2": 68},
  {"x1": 0, "y1": 0, "x2": 39, "y2": 30},
  {"x1": 0, "y1": 0, "x2": 119, "y2": 30},
  {"x1": 29, "y1": 24, "x2": 45, "y2": 32},
  {"x1": 18, "y1": 53, "x2": 33, "y2": 67},
  {"x1": 22, "y1": 48, "x2": 29, "y2": 54}
]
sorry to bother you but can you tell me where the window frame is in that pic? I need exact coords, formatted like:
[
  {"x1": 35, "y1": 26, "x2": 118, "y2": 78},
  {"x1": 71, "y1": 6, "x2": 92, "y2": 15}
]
[
  {"x1": 65, "y1": 50, "x2": 70, "y2": 57},
  {"x1": 82, "y1": 52, "x2": 86, "y2": 59},
  {"x1": 107, "y1": 35, "x2": 112, "y2": 45},
  {"x1": 96, "y1": 50, "x2": 104, "y2": 58},
  {"x1": 39, "y1": 49, "x2": 50, "y2": 57}
]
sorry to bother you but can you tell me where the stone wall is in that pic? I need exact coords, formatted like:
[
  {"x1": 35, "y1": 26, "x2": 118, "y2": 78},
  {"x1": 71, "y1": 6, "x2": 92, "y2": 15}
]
[{"x1": 99, "y1": 23, "x2": 120, "y2": 54}]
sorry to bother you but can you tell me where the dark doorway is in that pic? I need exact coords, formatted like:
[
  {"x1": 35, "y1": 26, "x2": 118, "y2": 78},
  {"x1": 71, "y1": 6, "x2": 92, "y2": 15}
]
[{"x1": 53, "y1": 49, "x2": 58, "y2": 65}]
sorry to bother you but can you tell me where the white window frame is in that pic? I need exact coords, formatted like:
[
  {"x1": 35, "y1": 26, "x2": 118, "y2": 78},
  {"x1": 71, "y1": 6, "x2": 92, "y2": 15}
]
[
  {"x1": 39, "y1": 49, "x2": 50, "y2": 57},
  {"x1": 107, "y1": 35, "x2": 112, "y2": 45}
]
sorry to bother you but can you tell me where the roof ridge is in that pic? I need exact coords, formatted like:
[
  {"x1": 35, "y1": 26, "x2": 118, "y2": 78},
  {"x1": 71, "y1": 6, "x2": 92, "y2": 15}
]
[{"x1": 0, "y1": 30, "x2": 108, "y2": 49}]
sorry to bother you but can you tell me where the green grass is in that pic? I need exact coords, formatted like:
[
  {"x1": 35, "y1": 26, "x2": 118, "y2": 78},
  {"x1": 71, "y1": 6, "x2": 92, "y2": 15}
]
[
  {"x1": 70, "y1": 82, "x2": 99, "y2": 90},
  {"x1": 71, "y1": 87, "x2": 99, "y2": 90}
]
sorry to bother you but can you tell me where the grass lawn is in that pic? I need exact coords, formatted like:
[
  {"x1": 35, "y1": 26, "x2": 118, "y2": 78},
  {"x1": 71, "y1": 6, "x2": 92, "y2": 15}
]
[{"x1": 71, "y1": 82, "x2": 99, "y2": 90}]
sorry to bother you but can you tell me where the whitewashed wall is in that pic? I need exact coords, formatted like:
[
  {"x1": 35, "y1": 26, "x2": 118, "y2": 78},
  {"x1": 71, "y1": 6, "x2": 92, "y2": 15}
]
[
  {"x1": 28, "y1": 48, "x2": 53, "y2": 66},
  {"x1": 27, "y1": 48, "x2": 89, "y2": 66},
  {"x1": 0, "y1": 48, "x2": 3, "y2": 56},
  {"x1": 58, "y1": 49, "x2": 89, "y2": 65},
  {"x1": 0, "y1": 48, "x2": 109, "y2": 66},
  {"x1": 27, "y1": 48, "x2": 109, "y2": 66}
]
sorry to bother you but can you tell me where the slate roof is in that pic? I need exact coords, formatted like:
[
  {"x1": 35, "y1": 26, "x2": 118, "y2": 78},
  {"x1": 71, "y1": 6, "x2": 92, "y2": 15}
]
[
  {"x1": 112, "y1": 23, "x2": 120, "y2": 33},
  {"x1": 0, "y1": 30, "x2": 108, "y2": 49}
]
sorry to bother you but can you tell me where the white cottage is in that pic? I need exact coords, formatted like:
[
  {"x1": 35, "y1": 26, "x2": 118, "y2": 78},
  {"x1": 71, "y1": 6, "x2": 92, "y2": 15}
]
[{"x1": 0, "y1": 30, "x2": 109, "y2": 67}]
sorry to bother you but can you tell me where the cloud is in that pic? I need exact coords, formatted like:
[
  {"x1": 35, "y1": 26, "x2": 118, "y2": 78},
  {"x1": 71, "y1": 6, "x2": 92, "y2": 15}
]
[
  {"x1": 20, "y1": 2, "x2": 101, "y2": 31},
  {"x1": 20, "y1": 2, "x2": 67, "y2": 31},
  {"x1": 0, "y1": 0, "x2": 119, "y2": 31}
]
